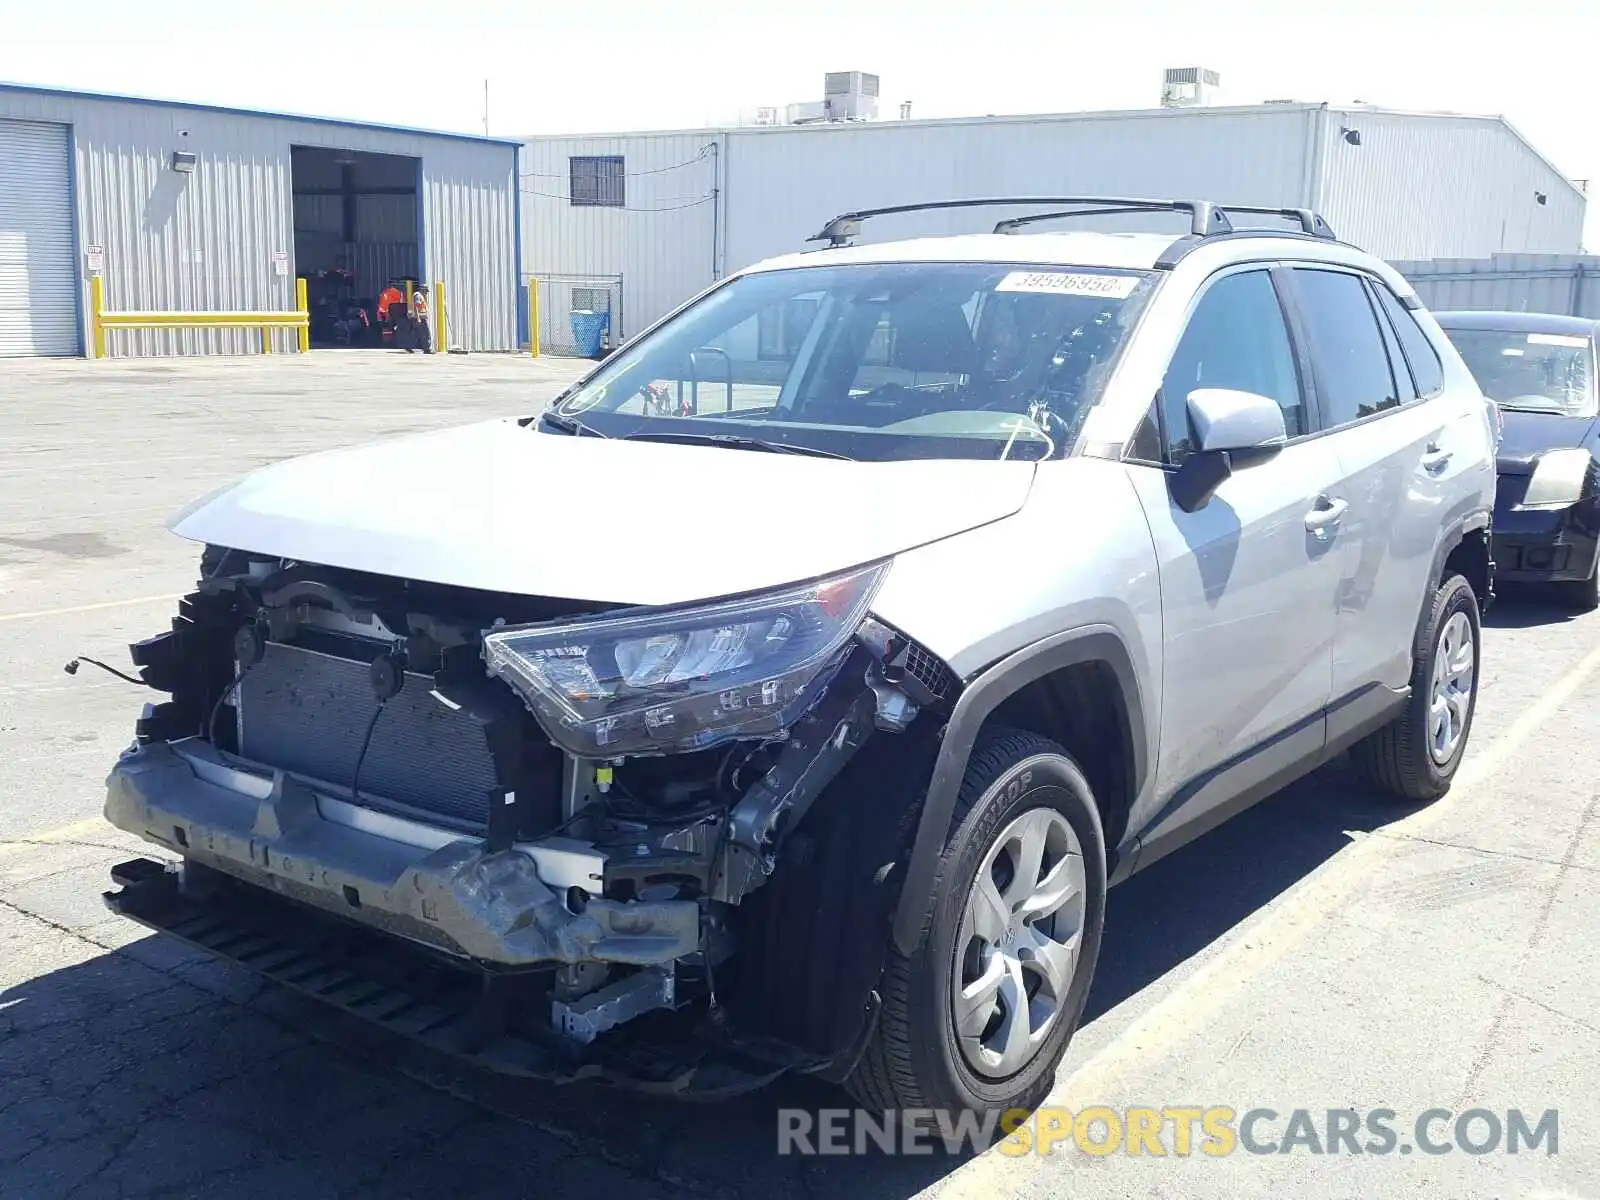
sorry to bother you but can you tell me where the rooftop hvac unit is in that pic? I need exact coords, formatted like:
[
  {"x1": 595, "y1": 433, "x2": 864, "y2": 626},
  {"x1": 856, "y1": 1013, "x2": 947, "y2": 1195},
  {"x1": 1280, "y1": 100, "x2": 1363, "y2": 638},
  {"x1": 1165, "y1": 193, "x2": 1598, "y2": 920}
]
[
  {"x1": 1160, "y1": 67, "x2": 1221, "y2": 108},
  {"x1": 787, "y1": 100, "x2": 829, "y2": 125},
  {"x1": 823, "y1": 70, "x2": 879, "y2": 121}
]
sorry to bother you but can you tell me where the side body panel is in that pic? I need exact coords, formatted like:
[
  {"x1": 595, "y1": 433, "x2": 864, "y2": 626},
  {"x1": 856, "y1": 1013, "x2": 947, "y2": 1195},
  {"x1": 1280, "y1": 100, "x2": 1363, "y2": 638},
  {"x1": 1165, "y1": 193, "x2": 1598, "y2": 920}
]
[{"x1": 1124, "y1": 439, "x2": 1342, "y2": 825}]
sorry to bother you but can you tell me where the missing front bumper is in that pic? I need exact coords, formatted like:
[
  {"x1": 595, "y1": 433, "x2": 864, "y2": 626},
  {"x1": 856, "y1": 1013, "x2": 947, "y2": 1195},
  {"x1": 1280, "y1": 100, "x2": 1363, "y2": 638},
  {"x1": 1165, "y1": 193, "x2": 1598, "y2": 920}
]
[
  {"x1": 103, "y1": 740, "x2": 700, "y2": 968},
  {"x1": 103, "y1": 860, "x2": 817, "y2": 1096}
]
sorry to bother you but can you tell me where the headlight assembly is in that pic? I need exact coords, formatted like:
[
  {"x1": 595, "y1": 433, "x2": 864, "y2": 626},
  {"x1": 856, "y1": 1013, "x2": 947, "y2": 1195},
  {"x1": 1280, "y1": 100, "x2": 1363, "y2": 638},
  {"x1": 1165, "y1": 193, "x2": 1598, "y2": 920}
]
[
  {"x1": 482, "y1": 562, "x2": 888, "y2": 757},
  {"x1": 1519, "y1": 448, "x2": 1594, "y2": 511}
]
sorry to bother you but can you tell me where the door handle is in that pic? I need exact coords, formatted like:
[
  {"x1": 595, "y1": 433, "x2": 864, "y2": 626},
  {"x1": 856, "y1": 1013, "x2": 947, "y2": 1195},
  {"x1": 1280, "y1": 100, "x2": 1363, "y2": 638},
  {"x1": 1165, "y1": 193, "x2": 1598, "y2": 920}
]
[
  {"x1": 1421, "y1": 443, "x2": 1453, "y2": 475},
  {"x1": 1304, "y1": 495, "x2": 1348, "y2": 538}
]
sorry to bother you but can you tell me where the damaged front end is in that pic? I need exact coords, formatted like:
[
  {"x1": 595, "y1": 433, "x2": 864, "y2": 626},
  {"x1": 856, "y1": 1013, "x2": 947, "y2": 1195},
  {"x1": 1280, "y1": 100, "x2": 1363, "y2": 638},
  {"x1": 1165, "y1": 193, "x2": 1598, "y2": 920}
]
[{"x1": 101, "y1": 548, "x2": 957, "y2": 1091}]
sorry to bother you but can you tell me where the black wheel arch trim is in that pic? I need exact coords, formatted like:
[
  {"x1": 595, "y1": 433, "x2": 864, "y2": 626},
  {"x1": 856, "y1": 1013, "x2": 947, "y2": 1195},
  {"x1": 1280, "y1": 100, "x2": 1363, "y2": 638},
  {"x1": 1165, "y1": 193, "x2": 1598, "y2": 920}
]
[
  {"x1": 889, "y1": 625, "x2": 1147, "y2": 957},
  {"x1": 1424, "y1": 507, "x2": 1493, "y2": 636}
]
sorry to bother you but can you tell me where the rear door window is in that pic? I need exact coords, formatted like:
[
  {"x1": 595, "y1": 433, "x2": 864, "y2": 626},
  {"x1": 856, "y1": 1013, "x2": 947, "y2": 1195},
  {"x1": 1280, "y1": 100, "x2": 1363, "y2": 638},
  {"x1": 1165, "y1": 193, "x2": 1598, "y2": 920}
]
[{"x1": 1290, "y1": 268, "x2": 1402, "y2": 427}]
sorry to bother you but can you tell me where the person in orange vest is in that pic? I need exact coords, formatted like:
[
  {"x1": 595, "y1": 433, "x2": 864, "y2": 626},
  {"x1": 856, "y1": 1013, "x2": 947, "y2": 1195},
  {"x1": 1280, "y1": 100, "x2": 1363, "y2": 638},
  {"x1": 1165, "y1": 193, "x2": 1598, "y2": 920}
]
[
  {"x1": 376, "y1": 284, "x2": 405, "y2": 346},
  {"x1": 407, "y1": 285, "x2": 433, "y2": 354}
]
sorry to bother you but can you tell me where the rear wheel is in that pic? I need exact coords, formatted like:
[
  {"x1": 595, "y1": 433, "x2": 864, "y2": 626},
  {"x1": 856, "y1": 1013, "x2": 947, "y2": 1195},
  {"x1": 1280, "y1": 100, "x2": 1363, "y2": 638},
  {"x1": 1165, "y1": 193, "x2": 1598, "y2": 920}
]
[
  {"x1": 846, "y1": 728, "x2": 1106, "y2": 1117},
  {"x1": 1350, "y1": 573, "x2": 1481, "y2": 802}
]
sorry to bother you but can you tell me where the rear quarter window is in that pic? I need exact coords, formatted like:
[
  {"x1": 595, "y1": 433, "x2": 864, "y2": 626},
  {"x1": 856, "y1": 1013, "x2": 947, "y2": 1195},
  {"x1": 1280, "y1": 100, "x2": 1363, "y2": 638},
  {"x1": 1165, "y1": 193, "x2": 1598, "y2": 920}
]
[{"x1": 1372, "y1": 284, "x2": 1445, "y2": 397}]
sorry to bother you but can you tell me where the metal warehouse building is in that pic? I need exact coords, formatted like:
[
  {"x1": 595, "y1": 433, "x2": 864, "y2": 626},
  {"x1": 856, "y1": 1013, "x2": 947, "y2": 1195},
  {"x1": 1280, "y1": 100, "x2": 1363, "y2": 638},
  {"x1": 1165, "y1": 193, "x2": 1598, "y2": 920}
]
[
  {"x1": 521, "y1": 99, "x2": 1586, "y2": 349},
  {"x1": 0, "y1": 82, "x2": 520, "y2": 357}
]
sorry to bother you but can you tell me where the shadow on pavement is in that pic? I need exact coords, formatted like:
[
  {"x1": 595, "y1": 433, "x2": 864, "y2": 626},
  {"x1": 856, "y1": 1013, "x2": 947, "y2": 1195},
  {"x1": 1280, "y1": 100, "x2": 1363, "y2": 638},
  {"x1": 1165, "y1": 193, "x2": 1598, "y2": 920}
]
[
  {"x1": 0, "y1": 760, "x2": 1407, "y2": 1200},
  {"x1": 1484, "y1": 583, "x2": 1584, "y2": 629}
]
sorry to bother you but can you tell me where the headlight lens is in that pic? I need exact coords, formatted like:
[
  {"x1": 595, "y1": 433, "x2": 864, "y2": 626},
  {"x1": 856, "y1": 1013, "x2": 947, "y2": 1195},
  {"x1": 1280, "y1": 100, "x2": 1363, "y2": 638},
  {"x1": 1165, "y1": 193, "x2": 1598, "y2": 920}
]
[
  {"x1": 483, "y1": 562, "x2": 887, "y2": 757},
  {"x1": 1520, "y1": 447, "x2": 1593, "y2": 511}
]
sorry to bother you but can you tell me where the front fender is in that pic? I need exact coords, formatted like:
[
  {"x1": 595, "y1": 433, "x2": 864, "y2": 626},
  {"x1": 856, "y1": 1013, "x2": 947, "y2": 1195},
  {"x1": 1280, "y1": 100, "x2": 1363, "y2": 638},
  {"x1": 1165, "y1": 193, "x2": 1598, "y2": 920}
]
[{"x1": 889, "y1": 625, "x2": 1148, "y2": 957}]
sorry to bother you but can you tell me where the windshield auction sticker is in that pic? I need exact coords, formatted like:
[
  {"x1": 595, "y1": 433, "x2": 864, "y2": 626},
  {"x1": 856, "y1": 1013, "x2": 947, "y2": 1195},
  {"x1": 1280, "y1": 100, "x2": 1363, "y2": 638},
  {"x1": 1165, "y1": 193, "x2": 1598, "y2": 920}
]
[{"x1": 996, "y1": 271, "x2": 1140, "y2": 298}]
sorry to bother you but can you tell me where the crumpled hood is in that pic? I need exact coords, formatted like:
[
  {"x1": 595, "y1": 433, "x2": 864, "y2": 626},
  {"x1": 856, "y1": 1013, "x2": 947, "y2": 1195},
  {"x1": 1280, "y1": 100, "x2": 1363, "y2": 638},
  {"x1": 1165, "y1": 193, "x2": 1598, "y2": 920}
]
[
  {"x1": 170, "y1": 420, "x2": 1038, "y2": 606},
  {"x1": 1496, "y1": 409, "x2": 1599, "y2": 475}
]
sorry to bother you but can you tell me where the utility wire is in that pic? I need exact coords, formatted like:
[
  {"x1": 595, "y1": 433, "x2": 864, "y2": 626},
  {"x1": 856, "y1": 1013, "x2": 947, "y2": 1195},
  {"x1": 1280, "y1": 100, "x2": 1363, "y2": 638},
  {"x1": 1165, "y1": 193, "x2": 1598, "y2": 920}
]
[
  {"x1": 518, "y1": 145, "x2": 714, "y2": 180},
  {"x1": 519, "y1": 190, "x2": 716, "y2": 212}
]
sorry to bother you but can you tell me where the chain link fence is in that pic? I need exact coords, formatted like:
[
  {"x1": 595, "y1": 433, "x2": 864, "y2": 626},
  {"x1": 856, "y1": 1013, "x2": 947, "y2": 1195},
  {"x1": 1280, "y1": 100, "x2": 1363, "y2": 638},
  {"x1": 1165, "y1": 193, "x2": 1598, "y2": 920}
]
[{"x1": 528, "y1": 273, "x2": 624, "y2": 356}]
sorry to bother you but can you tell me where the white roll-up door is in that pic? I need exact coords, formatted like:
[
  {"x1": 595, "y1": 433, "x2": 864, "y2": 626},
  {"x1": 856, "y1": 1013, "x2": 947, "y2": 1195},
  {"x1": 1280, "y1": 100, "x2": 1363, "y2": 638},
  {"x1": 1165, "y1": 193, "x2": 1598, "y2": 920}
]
[{"x1": 0, "y1": 120, "x2": 78, "y2": 357}]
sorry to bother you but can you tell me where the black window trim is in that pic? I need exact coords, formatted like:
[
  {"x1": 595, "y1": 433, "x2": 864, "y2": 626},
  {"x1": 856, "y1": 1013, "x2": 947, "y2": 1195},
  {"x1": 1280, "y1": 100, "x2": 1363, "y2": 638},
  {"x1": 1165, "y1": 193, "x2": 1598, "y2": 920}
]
[
  {"x1": 1124, "y1": 260, "x2": 1318, "y2": 470},
  {"x1": 1275, "y1": 261, "x2": 1439, "y2": 440}
]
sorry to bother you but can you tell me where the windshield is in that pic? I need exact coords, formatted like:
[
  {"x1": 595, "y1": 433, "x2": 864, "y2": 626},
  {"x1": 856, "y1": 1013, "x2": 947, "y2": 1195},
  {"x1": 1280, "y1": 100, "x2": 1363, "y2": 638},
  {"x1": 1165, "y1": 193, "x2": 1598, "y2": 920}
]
[
  {"x1": 1441, "y1": 326, "x2": 1597, "y2": 417},
  {"x1": 548, "y1": 261, "x2": 1157, "y2": 461}
]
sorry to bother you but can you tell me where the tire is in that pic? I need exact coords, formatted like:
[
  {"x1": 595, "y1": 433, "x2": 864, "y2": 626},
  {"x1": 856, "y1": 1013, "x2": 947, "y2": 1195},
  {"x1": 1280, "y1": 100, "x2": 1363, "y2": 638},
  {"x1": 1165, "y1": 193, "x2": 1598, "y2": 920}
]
[
  {"x1": 846, "y1": 728, "x2": 1106, "y2": 1117},
  {"x1": 1556, "y1": 558, "x2": 1600, "y2": 613},
  {"x1": 1350, "y1": 573, "x2": 1481, "y2": 802}
]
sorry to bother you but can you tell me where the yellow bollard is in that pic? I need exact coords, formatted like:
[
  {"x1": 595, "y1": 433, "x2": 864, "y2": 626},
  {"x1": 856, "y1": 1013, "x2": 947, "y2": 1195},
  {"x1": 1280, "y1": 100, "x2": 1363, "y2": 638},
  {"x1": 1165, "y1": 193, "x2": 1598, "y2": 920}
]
[
  {"x1": 261, "y1": 327, "x2": 272, "y2": 354},
  {"x1": 434, "y1": 280, "x2": 447, "y2": 353},
  {"x1": 295, "y1": 277, "x2": 310, "y2": 352},
  {"x1": 89, "y1": 275, "x2": 107, "y2": 359},
  {"x1": 529, "y1": 280, "x2": 540, "y2": 357}
]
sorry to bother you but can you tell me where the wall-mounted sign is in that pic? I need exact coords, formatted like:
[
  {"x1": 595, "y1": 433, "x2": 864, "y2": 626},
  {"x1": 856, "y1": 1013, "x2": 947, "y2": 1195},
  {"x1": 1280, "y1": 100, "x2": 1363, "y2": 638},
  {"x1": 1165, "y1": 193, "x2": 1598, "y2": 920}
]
[
  {"x1": 84, "y1": 245, "x2": 105, "y2": 275},
  {"x1": 271, "y1": 251, "x2": 289, "y2": 277}
]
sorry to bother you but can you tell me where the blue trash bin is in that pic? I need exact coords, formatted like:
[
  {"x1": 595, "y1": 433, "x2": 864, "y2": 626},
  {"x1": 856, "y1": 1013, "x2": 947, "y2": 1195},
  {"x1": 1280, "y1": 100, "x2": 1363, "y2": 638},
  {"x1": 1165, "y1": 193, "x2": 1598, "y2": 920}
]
[{"x1": 569, "y1": 309, "x2": 610, "y2": 358}]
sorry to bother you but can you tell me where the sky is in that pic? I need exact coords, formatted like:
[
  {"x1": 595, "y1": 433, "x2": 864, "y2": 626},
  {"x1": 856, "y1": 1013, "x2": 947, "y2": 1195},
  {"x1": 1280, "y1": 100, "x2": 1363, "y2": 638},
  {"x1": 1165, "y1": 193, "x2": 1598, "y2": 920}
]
[{"x1": 2, "y1": 0, "x2": 1595, "y2": 247}]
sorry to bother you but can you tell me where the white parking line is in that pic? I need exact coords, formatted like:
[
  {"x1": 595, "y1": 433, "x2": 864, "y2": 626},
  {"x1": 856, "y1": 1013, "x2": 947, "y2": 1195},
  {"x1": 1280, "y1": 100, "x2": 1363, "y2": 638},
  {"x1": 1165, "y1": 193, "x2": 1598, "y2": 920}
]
[
  {"x1": 0, "y1": 594, "x2": 183, "y2": 623},
  {"x1": 940, "y1": 634, "x2": 1600, "y2": 1196}
]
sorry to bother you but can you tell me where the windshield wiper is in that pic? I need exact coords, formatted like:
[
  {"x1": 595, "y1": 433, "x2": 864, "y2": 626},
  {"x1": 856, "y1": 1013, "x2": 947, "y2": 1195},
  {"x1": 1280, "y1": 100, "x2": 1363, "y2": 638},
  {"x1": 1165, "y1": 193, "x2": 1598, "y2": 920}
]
[
  {"x1": 539, "y1": 410, "x2": 609, "y2": 437},
  {"x1": 1498, "y1": 405, "x2": 1569, "y2": 416},
  {"x1": 621, "y1": 431, "x2": 854, "y2": 460}
]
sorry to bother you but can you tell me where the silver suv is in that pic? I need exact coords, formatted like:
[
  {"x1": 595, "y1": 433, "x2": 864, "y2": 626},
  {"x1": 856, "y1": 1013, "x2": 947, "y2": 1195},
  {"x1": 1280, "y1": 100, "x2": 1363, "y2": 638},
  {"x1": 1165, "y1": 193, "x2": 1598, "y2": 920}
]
[{"x1": 100, "y1": 198, "x2": 1496, "y2": 1118}]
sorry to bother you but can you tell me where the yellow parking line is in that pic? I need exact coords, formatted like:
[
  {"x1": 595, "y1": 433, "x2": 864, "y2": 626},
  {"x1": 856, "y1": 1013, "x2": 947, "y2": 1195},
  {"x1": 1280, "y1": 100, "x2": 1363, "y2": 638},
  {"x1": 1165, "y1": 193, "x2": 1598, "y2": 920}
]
[
  {"x1": 942, "y1": 635, "x2": 1600, "y2": 1195},
  {"x1": 0, "y1": 594, "x2": 183, "y2": 623},
  {"x1": 0, "y1": 816, "x2": 116, "y2": 860}
]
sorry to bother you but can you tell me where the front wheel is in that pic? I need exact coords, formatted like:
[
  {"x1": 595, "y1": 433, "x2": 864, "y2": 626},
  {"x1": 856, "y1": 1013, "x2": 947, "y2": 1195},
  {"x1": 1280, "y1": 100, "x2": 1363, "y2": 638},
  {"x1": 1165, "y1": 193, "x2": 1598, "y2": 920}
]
[
  {"x1": 1350, "y1": 573, "x2": 1481, "y2": 802},
  {"x1": 847, "y1": 729, "x2": 1106, "y2": 1117}
]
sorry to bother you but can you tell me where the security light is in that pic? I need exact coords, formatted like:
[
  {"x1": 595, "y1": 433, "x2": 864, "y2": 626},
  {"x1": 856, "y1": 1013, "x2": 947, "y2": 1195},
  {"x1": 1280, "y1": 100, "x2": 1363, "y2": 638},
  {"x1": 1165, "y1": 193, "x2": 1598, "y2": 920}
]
[{"x1": 171, "y1": 151, "x2": 198, "y2": 173}]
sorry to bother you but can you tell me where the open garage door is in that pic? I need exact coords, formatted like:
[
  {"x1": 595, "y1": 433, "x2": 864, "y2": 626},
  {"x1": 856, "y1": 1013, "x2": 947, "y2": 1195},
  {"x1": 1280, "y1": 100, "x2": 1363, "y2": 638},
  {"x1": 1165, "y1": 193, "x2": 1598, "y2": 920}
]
[
  {"x1": 292, "y1": 145, "x2": 420, "y2": 349},
  {"x1": 0, "y1": 120, "x2": 77, "y2": 357}
]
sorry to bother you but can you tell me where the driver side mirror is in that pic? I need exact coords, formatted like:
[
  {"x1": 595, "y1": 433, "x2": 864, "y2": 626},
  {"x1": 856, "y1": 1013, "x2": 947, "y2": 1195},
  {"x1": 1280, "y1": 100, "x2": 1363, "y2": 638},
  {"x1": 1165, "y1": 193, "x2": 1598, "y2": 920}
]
[{"x1": 1170, "y1": 388, "x2": 1288, "y2": 513}]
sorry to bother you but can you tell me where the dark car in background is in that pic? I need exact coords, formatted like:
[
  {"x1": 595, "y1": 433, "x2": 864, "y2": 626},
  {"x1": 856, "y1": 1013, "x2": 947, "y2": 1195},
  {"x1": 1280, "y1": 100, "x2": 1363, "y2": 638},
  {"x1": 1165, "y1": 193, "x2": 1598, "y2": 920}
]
[{"x1": 1435, "y1": 311, "x2": 1600, "y2": 610}]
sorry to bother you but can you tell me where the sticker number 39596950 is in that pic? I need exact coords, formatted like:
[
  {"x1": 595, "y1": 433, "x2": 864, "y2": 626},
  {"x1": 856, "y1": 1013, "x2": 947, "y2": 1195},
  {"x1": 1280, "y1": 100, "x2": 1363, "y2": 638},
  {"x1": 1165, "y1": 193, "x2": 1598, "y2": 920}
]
[{"x1": 995, "y1": 271, "x2": 1140, "y2": 298}]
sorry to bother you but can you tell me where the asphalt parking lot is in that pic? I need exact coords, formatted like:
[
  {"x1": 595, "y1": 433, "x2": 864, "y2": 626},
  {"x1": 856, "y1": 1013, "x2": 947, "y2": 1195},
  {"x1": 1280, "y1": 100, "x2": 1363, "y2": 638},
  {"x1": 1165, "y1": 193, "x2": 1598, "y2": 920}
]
[{"x1": 3, "y1": 351, "x2": 1598, "y2": 1199}]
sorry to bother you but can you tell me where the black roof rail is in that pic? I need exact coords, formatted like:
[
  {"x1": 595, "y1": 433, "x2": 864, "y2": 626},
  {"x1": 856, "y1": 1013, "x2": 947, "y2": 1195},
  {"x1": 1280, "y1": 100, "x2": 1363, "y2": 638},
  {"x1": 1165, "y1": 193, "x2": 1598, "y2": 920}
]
[
  {"x1": 995, "y1": 203, "x2": 1336, "y2": 240},
  {"x1": 807, "y1": 197, "x2": 1234, "y2": 247},
  {"x1": 806, "y1": 196, "x2": 1336, "y2": 249}
]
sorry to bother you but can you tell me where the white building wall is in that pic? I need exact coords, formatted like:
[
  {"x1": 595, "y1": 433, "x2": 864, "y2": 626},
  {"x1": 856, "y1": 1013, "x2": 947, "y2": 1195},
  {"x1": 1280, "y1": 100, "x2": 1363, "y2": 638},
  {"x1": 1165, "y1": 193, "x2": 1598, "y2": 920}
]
[
  {"x1": 521, "y1": 103, "x2": 1588, "y2": 337},
  {"x1": 0, "y1": 85, "x2": 519, "y2": 354},
  {"x1": 519, "y1": 132, "x2": 720, "y2": 341},
  {"x1": 1313, "y1": 108, "x2": 1585, "y2": 260},
  {"x1": 721, "y1": 105, "x2": 1317, "y2": 276}
]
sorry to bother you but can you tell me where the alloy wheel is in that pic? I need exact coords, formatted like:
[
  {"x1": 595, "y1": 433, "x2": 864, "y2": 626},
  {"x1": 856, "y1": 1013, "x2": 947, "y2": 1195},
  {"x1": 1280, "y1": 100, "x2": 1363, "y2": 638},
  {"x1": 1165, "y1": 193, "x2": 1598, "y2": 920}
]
[
  {"x1": 951, "y1": 806, "x2": 1087, "y2": 1079},
  {"x1": 1429, "y1": 610, "x2": 1475, "y2": 764}
]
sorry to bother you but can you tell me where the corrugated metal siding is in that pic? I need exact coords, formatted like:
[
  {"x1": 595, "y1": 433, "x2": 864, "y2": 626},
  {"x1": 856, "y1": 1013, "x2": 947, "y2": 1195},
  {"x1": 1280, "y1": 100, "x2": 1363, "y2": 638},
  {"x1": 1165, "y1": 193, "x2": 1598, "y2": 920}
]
[
  {"x1": 421, "y1": 146, "x2": 517, "y2": 351},
  {"x1": 1394, "y1": 252, "x2": 1600, "y2": 318},
  {"x1": 722, "y1": 107, "x2": 1315, "y2": 281},
  {"x1": 523, "y1": 109, "x2": 1314, "y2": 334},
  {"x1": 0, "y1": 87, "x2": 517, "y2": 355},
  {"x1": 1315, "y1": 109, "x2": 1586, "y2": 260},
  {"x1": 519, "y1": 133, "x2": 720, "y2": 340},
  {"x1": 522, "y1": 104, "x2": 1589, "y2": 336}
]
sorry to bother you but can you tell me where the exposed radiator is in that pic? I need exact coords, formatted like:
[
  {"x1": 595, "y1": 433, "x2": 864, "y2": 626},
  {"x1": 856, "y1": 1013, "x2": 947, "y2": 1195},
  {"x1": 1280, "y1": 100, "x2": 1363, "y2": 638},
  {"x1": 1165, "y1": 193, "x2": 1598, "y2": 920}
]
[{"x1": 237, "y1": 641, "x2": 499, "y2": 831}]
